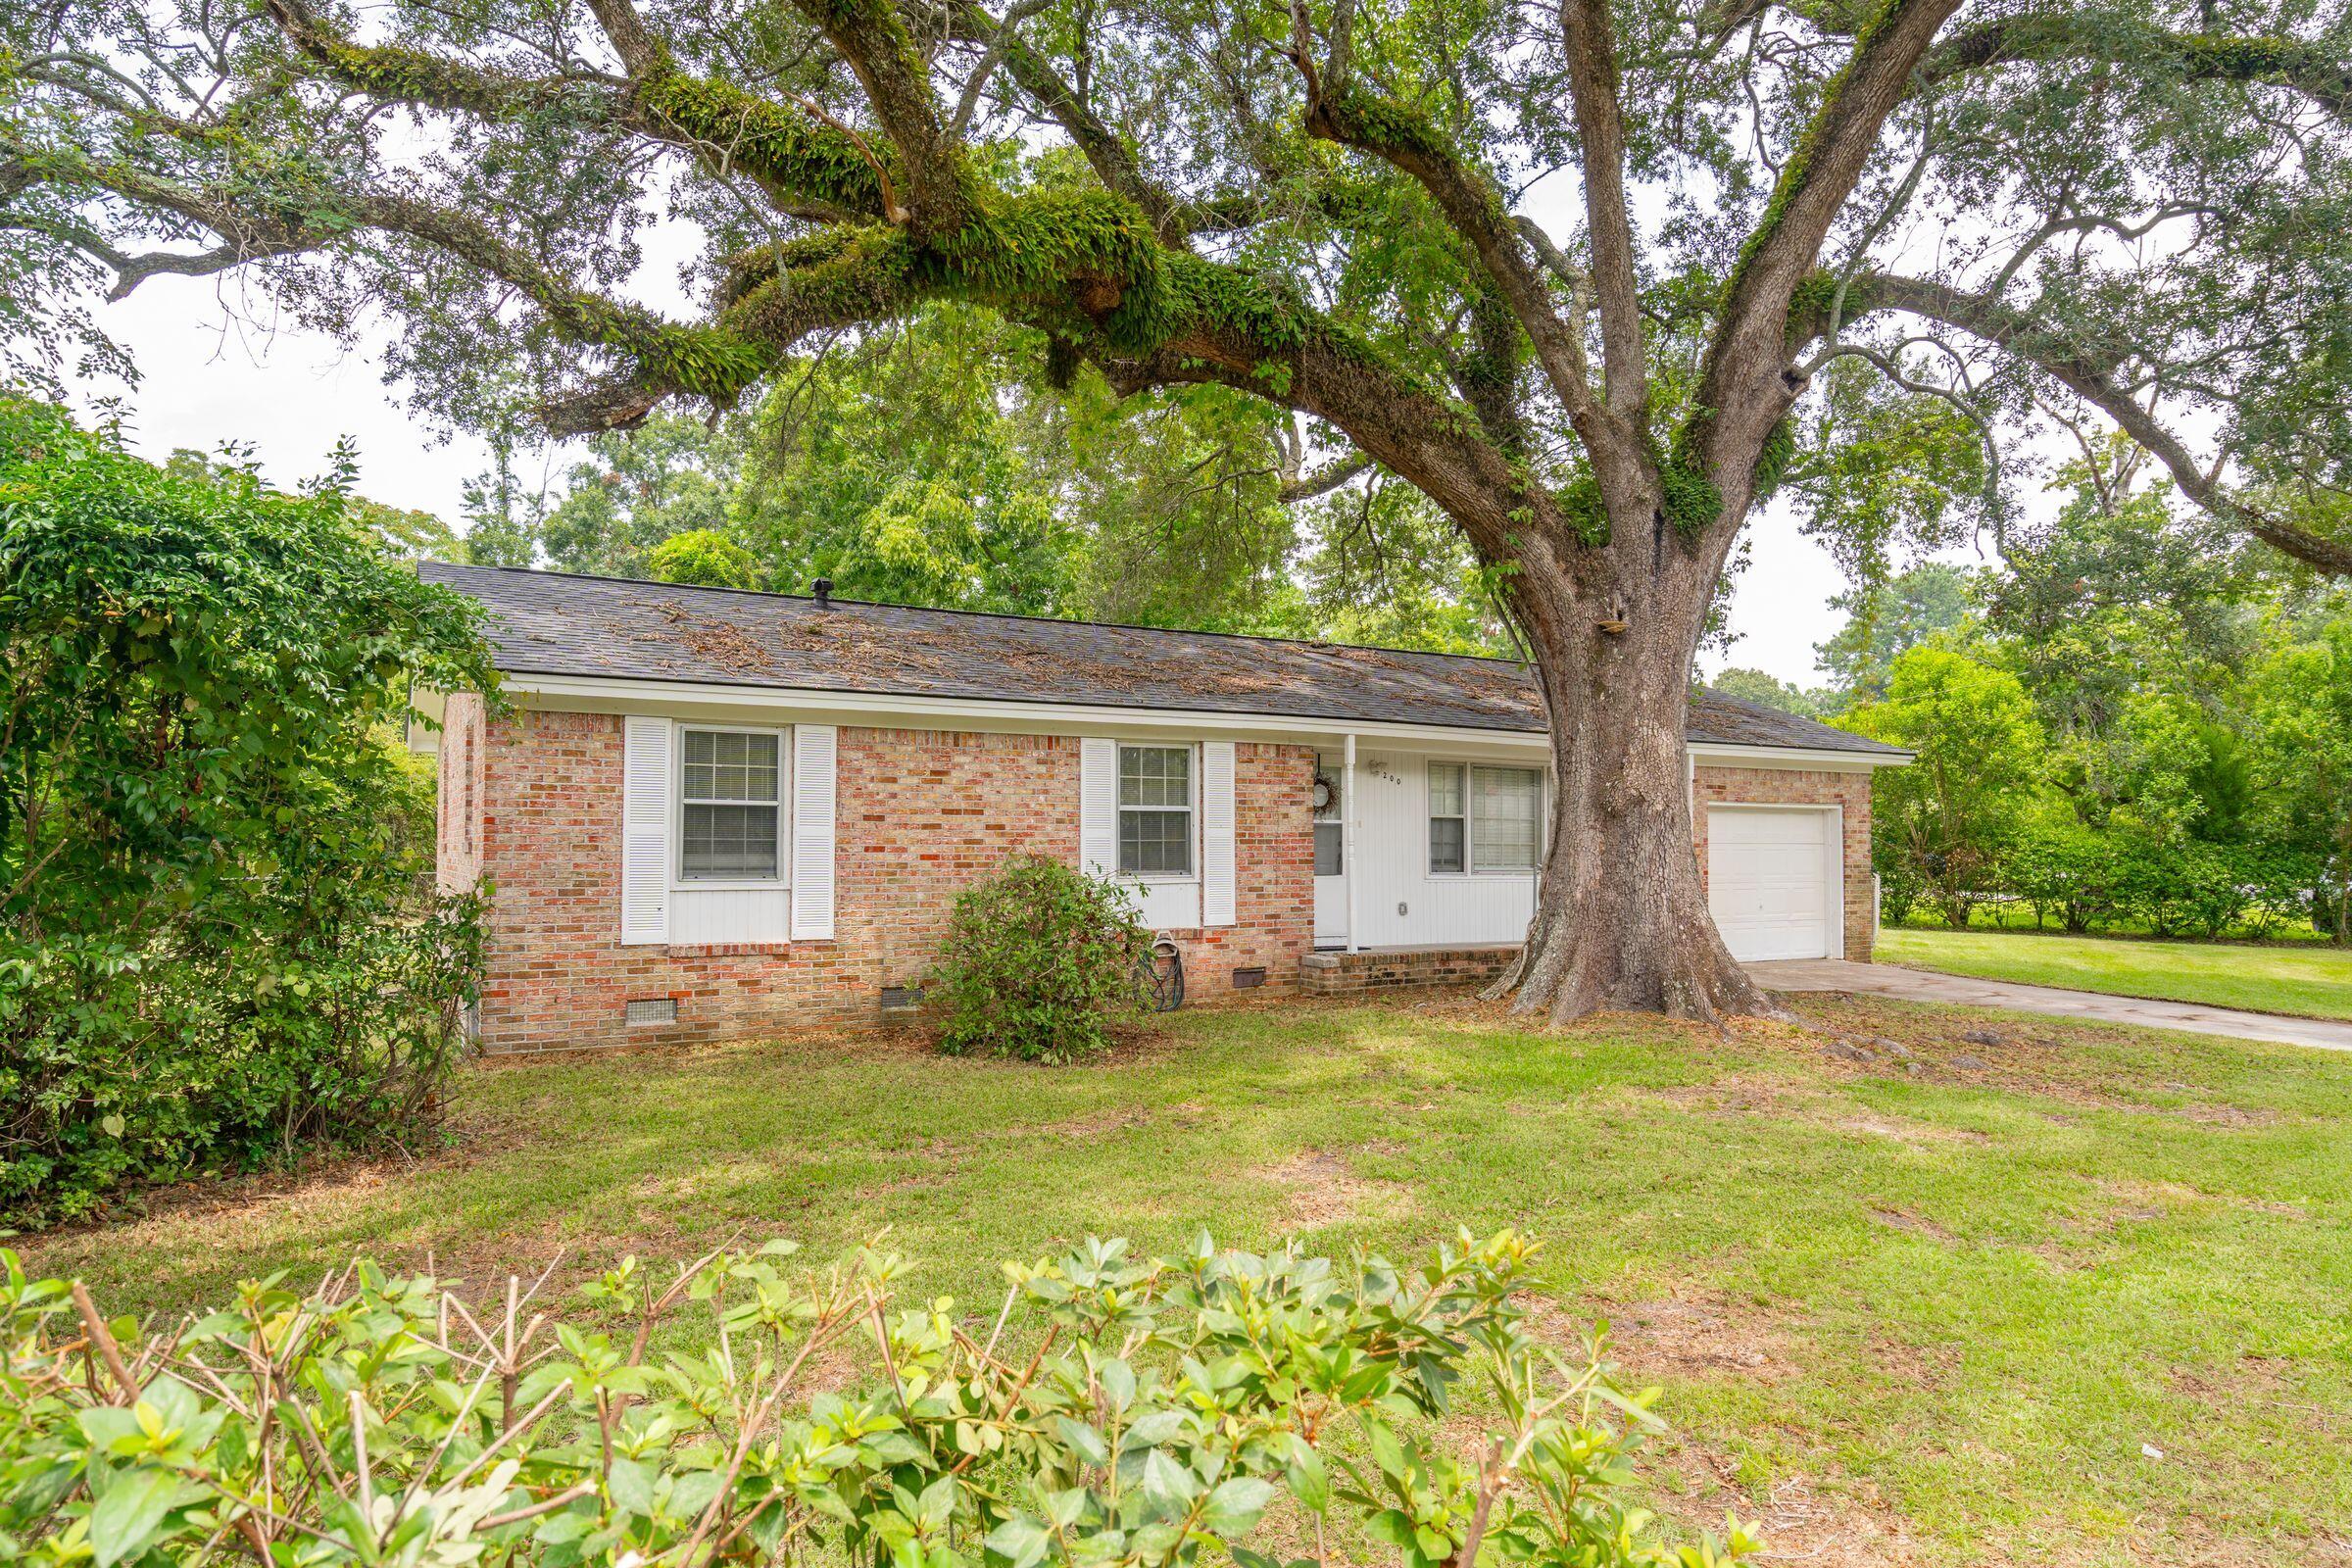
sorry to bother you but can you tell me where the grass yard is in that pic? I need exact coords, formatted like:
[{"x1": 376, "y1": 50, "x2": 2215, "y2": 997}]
[
  {"x1": 23, "y1": 996, "x2": 2352, "y2": 1566},
  {"x1": 1881, "y1": 926, "x2": 2352, "y2": 1021}
]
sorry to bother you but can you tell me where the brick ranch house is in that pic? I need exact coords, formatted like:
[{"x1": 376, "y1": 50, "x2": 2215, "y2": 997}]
[{"x1": 413, "y1": 564, "x2": 1910, "y2": 1053}]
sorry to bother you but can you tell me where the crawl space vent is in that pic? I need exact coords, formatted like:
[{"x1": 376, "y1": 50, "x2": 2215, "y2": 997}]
[
  {"x1": 880, "y1": 985, "x2": 923, "y2": 1011},
  {"x1": 624, "y1": 998, "x2": 678, "y2": 1027},
  {"x1": 1231, "y1": 966, "x2": 1268, "y2": 990}
]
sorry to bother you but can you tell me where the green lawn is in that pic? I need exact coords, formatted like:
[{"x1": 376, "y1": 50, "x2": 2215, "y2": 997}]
[
  {"x1": 24, "y1": 997, "x2": 2352, "y2": 1566},
  {"x1": 1881, "y1": 926, "x2": 2352, "y2": 1020}
]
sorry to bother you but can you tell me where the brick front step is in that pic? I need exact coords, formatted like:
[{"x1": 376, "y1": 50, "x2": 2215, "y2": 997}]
[{"x1": 1298, "y1": 945, "x2": 1520, "y2": 995}]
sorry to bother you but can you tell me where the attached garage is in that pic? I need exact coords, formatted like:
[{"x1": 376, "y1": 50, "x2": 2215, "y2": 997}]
[{"x1": 1705, "y1": 805, "x2": 1843, "y2": 962}]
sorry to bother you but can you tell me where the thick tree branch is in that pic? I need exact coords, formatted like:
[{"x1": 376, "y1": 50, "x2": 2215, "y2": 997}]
[
  {"x1": 1099, "y1": 326, "x2": 1549, "y2": 565},
  {"x1": 16, "y1": 148, "x2": 768, "y2": 434},
  {"x1": 583, "y1": 0, "x2": 663, "y2": 74},
  {"x1": 1925, "y1": 16, "x2": 2352, "y2": 118},
  {"x1": 1278, "y1": 452, "x2": 1374, "y2": 502},
  {"x1": 1557, "y1": 0, "x2": 1645, "y2": 419},
  {"x1": 265, "y1": 0, "x2": 898, "y2": 222},
  {"x1": 1290, "y1": 74, "x2": 1617, "y2": 469},
  {"x1": 785, "y1": 0, "x2": 974, "y2": 235},
  {"x1": 264, "y1": 0, "x2": 598, "y2": 117},
  {"x1": 1854, "y1": 270, "x2": 2352, "y2": 575},
  {"x1": 1699, "y1": 0, "x2": 1964, "y2": 462}
]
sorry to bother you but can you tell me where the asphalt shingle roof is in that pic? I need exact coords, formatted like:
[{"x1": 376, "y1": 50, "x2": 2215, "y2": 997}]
[{"x1": 417, "y1": 563, "x2": 1905, "y2": 757}]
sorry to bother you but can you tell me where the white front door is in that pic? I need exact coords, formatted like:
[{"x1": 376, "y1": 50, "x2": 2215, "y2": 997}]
[
  {"x1": 1706, "y1": 806, "x2": 1839, "y2": 961},
  {"x1": 1312, "y1": 759, "x2": 1347, "y2": 946}
]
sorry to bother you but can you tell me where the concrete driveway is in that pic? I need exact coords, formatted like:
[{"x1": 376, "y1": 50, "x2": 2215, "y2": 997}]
[{"x1": 1748, "y1": 957, "x2": 2352, "y2": 1053}]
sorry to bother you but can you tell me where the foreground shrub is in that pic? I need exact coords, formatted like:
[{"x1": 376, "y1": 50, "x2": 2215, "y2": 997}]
[
  {"x1": 933, "y1": 856, "x2": 1153, "y2": 1061},
  {"x1": 0, "y1": 399, "x2": 497, "y2": 1226},
  {"x1": 0, "y1": 1231, "x2": 1757, "y2": 1567}
]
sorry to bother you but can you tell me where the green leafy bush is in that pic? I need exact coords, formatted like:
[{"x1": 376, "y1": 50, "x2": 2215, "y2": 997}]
[
  {"x1": 932, "y1": 856, "x2": 1153, "y2": 1062},
  {"x1": 0, "y1": 1231, "x2": 1757, "y2": 1567},
  {"x1": 646, "y1": 526, "x2": 760, "y2": 587},
  {"x1": 1979, "y1": 826, "x2": 2329, "y2": 941},
  {"x1": 0, "y1": 399, "x2": 498, "y2": 1227}
]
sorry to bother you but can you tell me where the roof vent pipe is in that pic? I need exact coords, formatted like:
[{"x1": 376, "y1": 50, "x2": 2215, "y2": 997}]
[{"x1": 812, "y1": 577, "x2": 833, "y2": 609}]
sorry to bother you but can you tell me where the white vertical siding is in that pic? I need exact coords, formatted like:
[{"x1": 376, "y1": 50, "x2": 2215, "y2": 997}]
[
  {"x1": 1339, "y1": 749, "x2": 1540, "y2": 948},
  {"x1": 671, "y1": 887, "x2": 792, "y2": 945}
]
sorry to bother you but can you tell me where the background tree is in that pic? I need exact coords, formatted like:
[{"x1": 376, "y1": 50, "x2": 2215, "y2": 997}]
[
  {"x1": 647, "y1": 525, "x2": 762, "y2": 585},
  {"x1": 539, "y1": 411, "x2": 743, "y2": 578},
  {"x1": 2247, "y1": 612, "x2": 2352, "y2": 942},
  {"x1": 1705, "y1": 666, "x2": 1833, "y2": 717},
  {"x1": 1814, "y1": 563, "x2": 1979, "y2": 704},
  {"x1": 1841, "y1": 647, "x2": 2045, "y2": 927},
  {"x1": 9, "y1": 0, "x2": 2350, "y2": 1017}
]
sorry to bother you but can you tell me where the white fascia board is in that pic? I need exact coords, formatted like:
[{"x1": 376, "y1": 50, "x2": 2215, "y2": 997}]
[
  {"x1": 1689, "y1": 742, "x2": 1912, "y2": 771},
  {"x1": 497, "y1": 671, "x2": 1910, "y2": 768},
  {"x1": 500, "y1": 671, "x2": 1551, "y2": 751}
]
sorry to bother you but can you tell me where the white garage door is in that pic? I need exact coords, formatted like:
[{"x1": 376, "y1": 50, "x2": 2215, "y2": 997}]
[{"x1": 1707, "y1": 807, "x2": 1838, "y2": 962}]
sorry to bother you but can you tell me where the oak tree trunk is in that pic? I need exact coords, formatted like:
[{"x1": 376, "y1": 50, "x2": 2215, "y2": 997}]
[{"x1": 1483, "y1": 509, "x2": 1777, "y2": 1025}]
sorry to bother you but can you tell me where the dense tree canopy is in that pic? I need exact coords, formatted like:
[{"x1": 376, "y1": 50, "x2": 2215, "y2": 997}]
[
  {"x1": 1708, "y1": 473, "x2": 2352, "y2": 941},
  {"x1": 446, "y1": 302, "x2": 1510, "y2": 644},
  {"x1": 6, "y1": 0, "x2": 2347, "y2": 1017}
]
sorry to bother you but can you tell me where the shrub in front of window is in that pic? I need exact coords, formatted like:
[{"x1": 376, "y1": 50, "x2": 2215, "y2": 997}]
[
  {"x1": 932, "y1": 856, "x2": 1153, "y2": 1062},
  {"x1": 0, "y1": 1231, "x2": 1762, "y2": 1567}
]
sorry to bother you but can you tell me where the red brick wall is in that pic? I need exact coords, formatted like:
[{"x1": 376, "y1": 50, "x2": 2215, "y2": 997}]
[
  {"x1": 1692, "y1": 763, "x2": 1876, "y2": 960},
  {"x1": 448, "y1": 711, "x2": 1317, "y2": 1052},
  {"x1": 1159, "y1": 743, "x2": 1317, "y2": 995}
]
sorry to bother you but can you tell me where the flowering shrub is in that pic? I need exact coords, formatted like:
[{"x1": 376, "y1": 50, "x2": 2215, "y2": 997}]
[{"x1": 0, "y1": 1231, "x2": 1757, "y2": 1567}]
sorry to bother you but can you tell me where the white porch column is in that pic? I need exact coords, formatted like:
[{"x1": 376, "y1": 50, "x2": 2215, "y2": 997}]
[{"x1": 1344, "y1": 733, "x2": 1359, "y2": 954}]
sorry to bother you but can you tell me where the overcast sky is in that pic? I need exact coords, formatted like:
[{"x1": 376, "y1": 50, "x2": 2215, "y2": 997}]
[{"x1": 84, "y1": 250, "x2": 1882, "y2": 690}]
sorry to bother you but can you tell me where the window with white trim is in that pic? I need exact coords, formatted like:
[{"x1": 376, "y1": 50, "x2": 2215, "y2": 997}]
[
  {"x1": 1428, "y1": 761, "x2": 1543, "y2": 874},
  {"x1": 678, "y1": 726, "x2": 784, "y2": 881},
  {"x1": 1428, "y1": 762, "x2": 1466, "y2": 874},
  {"x1": 1117, "y1": 744, "x2": 1194, "y2": 876},
  {"x1": 1470, "y1": 765, "x2": 1543, "y2": 871}
]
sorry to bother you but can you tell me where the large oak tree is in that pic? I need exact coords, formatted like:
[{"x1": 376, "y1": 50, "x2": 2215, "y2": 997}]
[{"x1": 6, "y1": 0, "x2": 2348, "y2": 1020}]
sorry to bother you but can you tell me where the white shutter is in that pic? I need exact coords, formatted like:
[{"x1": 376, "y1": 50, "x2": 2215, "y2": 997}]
[
  {"x1": 1200, "y1": 741, "x2": 1237, "y2": 926},
  {"x1": 621, "y1": 715, "x2": 671, "y2": 946},
  {"x1": 791, "y1": 724, "x2": 837, "y2": 940},
  {"x1": 1080, "y1": 738, "x2": 1117, "y2": 878}
]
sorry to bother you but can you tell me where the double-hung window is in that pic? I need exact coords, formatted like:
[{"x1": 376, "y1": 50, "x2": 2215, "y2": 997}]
[
  {"x1": 679, "y1": 727, "x2": 783, "y2": 881},
  {"x1": 1428, "y1": 761, "x2": 1543, "y2": 874},
  {"x1": 1117, "y1": 744, "x2": 1194, "y2": 876},
  {"x1": 1428, "y1": 763, "x2": 1467, "y2": 873}
]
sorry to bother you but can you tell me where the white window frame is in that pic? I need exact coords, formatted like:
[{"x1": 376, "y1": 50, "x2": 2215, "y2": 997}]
[
  {"x1": 672, "y1": 722, "x2": 792, "y2": 890},
  {"x1": 1116, "y1": 741, "x2": 1198, "y2": 882},
  {"x1": 1426, "y1": 760, "x2": 1545, "y2": 877},
  {"x1": 1312, "y1": 753, "x2": 1344, "y2": 878}
]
